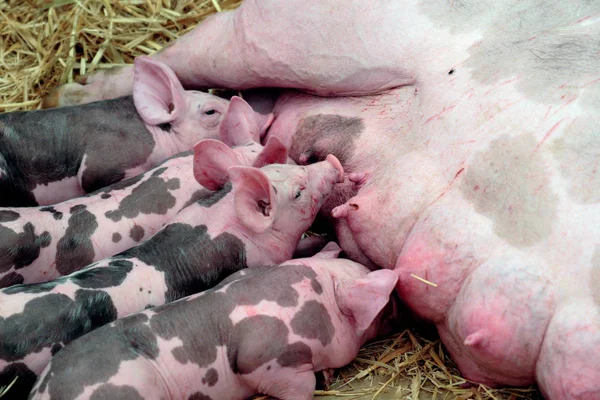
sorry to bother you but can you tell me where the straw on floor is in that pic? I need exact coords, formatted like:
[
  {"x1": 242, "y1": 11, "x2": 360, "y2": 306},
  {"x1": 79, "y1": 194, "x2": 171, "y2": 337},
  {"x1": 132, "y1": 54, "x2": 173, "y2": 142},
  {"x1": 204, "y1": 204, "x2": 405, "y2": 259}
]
[{"x1": 0, "y1": 1, "x2": 543, "y2": 398}]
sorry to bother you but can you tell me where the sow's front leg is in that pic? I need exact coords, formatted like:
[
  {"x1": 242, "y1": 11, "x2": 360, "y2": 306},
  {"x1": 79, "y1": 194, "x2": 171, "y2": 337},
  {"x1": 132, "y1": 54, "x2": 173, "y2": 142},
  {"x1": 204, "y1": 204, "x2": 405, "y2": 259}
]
[{"x1": 43, "y1": 0, "x2": 416, "y2": 108}]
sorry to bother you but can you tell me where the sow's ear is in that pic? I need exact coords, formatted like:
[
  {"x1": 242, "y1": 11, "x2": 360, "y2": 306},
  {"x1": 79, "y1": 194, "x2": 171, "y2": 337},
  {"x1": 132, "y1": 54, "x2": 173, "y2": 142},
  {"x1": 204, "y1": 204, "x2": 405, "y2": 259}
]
[
  {"x1": 336, "y1": 269, "x2": 398, "y2": 331},
  {"x1": 133, "y1": 56, "x2": 186, "y2": 126},
  {"x1": 229, "y1": 166, "x2": 277, "y2": 234},
  {"x1": 220, "y1": 96, "x2": 274, "y2": 147},
  {"x1": 193, "y1": 139, "x2": 243, "y2": 190},
  {"x1": 252, "y1": 136, "x2": 289, "y2": 168}
]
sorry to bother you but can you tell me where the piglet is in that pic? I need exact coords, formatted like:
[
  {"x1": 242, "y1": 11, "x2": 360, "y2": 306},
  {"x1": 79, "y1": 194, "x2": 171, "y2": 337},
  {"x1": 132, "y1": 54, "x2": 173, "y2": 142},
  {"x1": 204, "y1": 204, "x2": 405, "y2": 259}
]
[
  {"x1": 30, "y1": 242, "x2": 399, "y2": 400},
  {"x1": 0, "y1": 96, "x2": 274, "y2": 287},
  {"x1": 0, "y1": 57, "x2": 273, "y2": 207},
  {"x1": 0, "y1": 153, "x2": 344, "y2": 397}
]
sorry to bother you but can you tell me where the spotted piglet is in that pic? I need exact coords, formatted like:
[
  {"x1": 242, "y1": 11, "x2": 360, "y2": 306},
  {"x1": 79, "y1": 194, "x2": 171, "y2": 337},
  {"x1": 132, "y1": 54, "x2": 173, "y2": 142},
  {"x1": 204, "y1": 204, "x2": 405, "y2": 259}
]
[
  {"x1": 0, "y1": 57, "x2": 271, "y2": 207},
  {"x1": 0, "y1": 96, "x2": 274, "y2": 287},
  {"x1": 30, "y1": 242, "x2": 399, "y2": 400},
  {"x1": 0, "y1": 151, "x2": 344, "y2": 397}
]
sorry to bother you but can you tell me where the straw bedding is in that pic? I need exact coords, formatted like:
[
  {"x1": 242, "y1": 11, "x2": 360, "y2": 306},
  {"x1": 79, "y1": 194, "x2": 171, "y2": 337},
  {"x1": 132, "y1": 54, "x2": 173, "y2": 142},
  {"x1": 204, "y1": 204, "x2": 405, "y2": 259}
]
[{"x1": 0, "y1": 1, "x2": 543, "y2": 398}]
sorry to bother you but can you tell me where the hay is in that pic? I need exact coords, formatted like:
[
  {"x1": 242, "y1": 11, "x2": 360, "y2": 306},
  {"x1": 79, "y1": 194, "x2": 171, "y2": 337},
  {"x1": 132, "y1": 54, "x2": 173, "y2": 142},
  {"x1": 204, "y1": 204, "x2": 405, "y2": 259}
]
[
  {"x1": 0, "y1": 0, "x2": 242, "y2": 111},
  {"x1": 0, "y1": 1, "x2": 543, "y2": 399}
]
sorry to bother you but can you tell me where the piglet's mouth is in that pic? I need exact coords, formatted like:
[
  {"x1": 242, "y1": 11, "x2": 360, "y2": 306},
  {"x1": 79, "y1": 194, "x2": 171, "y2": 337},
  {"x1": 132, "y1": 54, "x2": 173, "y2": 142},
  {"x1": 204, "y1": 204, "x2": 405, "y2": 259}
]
[{"x1": 325, "y1": 154, "x2": 345, "y2": 183}]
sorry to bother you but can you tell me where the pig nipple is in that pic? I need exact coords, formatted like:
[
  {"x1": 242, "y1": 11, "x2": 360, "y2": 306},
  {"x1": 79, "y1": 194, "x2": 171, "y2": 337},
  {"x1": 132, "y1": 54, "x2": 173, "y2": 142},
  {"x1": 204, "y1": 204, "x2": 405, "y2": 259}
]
[{"x1": 331, "y1": 202, "x2": 358, "y2": 219}]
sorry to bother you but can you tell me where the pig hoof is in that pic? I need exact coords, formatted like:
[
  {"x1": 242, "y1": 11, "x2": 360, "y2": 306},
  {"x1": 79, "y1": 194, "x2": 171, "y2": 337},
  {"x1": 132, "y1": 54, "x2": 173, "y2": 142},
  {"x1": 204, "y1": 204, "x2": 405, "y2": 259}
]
[
  {"x1": 41, "y1": 83, "x2": 93, "y2": 109},
  {"x1": 74, "y1": 74, "x2": 88, "y2": 85},
  {"x1": 316, "y1": 368, "x2": 337, "y2": 390},
  {"x1": 331, "y1": 203, "x2": 356, "y2": 218}
]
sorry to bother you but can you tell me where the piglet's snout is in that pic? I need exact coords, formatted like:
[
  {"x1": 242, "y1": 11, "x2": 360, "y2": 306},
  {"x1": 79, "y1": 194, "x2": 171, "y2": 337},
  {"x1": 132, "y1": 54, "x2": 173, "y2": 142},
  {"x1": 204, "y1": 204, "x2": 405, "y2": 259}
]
[{"x1": 326, "y1": 154, "x2": 345, "y2": 184}]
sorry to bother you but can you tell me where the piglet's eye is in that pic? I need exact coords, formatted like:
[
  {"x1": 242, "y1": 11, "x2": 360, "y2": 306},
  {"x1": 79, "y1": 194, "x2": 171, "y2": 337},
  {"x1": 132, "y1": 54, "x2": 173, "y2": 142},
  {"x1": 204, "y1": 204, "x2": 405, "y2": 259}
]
[
  {"x1": 204, "y1": 109, "x2": 217, "y2": 116},
  {"x1": 295, "y1": 190, "x2": 302, "y2": 199}
]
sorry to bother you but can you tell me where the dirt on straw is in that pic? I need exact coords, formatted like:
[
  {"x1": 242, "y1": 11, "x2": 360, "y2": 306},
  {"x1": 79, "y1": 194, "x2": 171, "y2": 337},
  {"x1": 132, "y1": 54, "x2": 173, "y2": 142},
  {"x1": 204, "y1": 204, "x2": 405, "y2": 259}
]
[{"x1": 0, "y1": 1, "x2": 543, "y2": 399}]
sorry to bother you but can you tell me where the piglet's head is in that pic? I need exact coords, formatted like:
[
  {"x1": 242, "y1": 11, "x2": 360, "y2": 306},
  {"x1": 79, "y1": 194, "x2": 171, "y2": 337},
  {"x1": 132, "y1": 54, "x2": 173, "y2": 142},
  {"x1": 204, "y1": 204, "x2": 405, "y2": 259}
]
[
  {"x1": 219, "y1": 96, "x2": 274, "y2": 147},
  {"x1": 334, "y1": 265, "x2": 400, "y2": 341},
  {"x1": 193, "y1": 136, "x2": 289, "y2": 190},
  {"x1": 228, "y1": 155, "x2": 345, "y2": 260},
  {"x1": 133, "y1": 56, "x2": 229, "y2": 148},
  {"x1": 307, "y1": 242, "x2": 401, "y2": 342}
]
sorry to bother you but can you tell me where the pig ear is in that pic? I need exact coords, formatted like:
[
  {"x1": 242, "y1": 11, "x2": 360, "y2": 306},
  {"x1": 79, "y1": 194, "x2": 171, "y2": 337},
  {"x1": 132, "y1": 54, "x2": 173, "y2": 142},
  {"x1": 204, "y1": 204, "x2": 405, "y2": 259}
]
[
  {"x1": 220, "y1": 96, "x2": 274, "y2": 146},
  {"x1": 336, "y1": 269, "x2": 398, "y2": 331},
  {"x1": 252, "y1": 136, "x2": 288, "y2": 168},
  {"x1": 311, "y1": 241, "x2": 342, "y2": 259},
  {"x1": 133, "y1": 57, "x2": 186, "y2": 126},
  {"x1": 193, "y1": 139, "x2": 243, "y2": 190},
  {"x1": 229, "y1": 166, "x2": 277, "y2": 233}
]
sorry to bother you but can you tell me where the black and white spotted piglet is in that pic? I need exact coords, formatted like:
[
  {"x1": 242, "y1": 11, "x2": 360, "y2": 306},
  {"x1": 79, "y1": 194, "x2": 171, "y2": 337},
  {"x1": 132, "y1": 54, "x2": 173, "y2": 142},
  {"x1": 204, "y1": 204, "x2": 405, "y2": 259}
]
[
  {"x1": 0, "y1": 56, "x2": 271, "y2": 207},
  {"x1": 0, "y1": 150, "x2": 344, "y2": 398},
  {"x1": 31, "y1": 242, "x2": 400, "y2": 400},
  {"x1": 0, "y1": 96, "x2": 276, "y2": 288}
]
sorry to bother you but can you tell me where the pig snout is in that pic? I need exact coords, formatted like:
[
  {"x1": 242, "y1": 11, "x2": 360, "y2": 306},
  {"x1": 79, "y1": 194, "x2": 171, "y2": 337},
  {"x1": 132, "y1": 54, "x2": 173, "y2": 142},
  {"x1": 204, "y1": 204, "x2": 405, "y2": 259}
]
[
  {"x1": 308, "y1": 154, "x2": 344, "y2": 187},
  {"x1": 326, "y1": 154, "x2": 345, "y2": 184}
]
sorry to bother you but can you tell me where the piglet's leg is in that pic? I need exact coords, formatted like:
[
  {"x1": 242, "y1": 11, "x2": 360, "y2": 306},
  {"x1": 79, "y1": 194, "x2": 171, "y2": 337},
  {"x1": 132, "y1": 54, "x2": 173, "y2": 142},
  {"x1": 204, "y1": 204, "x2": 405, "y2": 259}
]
[
  {"x1": 535, "y1": 302, "x2": 600, "y2": 400},
  {"x1": 257, "y1": 368, "x2": 316, "y2": 400},
  {"x1": 43, "y1": 0, "x2": 416, "y2": 108}
]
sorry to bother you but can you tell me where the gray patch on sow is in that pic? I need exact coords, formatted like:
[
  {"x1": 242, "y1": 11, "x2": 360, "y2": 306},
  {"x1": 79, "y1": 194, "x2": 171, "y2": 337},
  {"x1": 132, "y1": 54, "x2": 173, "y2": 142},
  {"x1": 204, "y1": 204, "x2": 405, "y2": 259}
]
[
  {"x1": 417, "y1": 0, "x2": 600, "y2": 102},
  {"x1": 460, "y1": 134, "x2": 557, "y2": 246},
  {"x1": 290, "y1": 114, "x2": 364, "y2": 165},
  {"x1": 550, "y1": 115, "x2": 600, "y2": 204}
]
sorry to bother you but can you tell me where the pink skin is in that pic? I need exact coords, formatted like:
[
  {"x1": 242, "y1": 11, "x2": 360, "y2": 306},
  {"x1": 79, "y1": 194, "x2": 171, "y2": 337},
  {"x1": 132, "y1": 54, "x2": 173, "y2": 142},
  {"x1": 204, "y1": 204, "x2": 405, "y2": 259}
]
[
  {"x1": 0, "y1": 155, "x2": 343, "y2": 379},
  {"x1": 42, "y1": 1, "x2": 600, "y2": 397},
  {"x1": 0, "y1": 96, "x2": 274, "y2": 287},
  {"x1": 32, "y1": 243, "x2": 400, "y2": 400},
  {"x1": 30, "y1": 58, "x2": 233, "y2": 206}
]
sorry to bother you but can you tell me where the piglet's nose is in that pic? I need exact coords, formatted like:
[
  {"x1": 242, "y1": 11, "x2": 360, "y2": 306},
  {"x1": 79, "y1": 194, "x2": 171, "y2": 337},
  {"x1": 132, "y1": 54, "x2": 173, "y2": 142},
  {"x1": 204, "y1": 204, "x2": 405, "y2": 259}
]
[{"x1": 325, "y1": 154, "x2": 344, "y2": 183}]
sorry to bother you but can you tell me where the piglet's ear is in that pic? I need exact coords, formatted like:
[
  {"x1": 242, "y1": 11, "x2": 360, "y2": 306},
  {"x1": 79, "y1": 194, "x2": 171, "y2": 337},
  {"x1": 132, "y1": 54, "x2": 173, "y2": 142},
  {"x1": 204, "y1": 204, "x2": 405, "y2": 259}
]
[
  {"x1": 220, "y1": 96, "x2": 274, "y2": 146},
  {"x1": 252, "y1": 136, "x2": 289, "y2": 168},
  {"x1": 229, "y1": 166, "x2": 277, "y2": 234},
  {"x1": 133, "y1": 57, "x2": 186, "y2": 126},
  {"x1": 336, "y1": 269, "x2": 398, "y2": 331},
  {"x1": 193, "y1": 139, "x2": 243, "y2": 190},
  {"x1": 311, "y1": 241, "x2": 342, "y2": 259}
]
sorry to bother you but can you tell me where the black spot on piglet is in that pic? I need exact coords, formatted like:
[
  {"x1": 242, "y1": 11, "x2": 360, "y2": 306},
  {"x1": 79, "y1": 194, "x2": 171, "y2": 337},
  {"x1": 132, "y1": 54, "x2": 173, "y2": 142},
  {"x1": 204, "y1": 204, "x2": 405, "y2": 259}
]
[
  {"x1": 36, "y1": 313, "x2": 157, "y2": 400},
  {"x1": 0, "y1": 210, "x2": 19, "y2": 222},
  {"x1": 40, "y1": 206, "x2": 63, "y2": 220},
  {"x1": 0, "y1": 272, "x2": 24, "y2": 288},
  {"x1": 55, "y1": 205, "x2": 98, "y2": 276},
  {"x1": 89, "y1": 383, "x2": 144, "y2": 400},
  {"x1": 0, "y1": 222, "x2": 52, "y2": 274},
  {"x1": 129, "y1": 225, "x2": 144, "y2": 242},
  {"x1": 188, "y1": 392, "x2": 213, "y2": 400}
]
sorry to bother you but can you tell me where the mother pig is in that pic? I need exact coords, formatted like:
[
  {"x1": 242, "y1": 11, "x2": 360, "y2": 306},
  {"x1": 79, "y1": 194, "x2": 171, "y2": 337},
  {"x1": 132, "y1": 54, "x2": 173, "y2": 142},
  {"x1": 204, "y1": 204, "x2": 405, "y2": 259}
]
[
  {"x1": 0, "y1": 57, "x2": 235, "y2": 207},
  {"x1": 44, "y1": 1, "x2": 600, "y2": 399}
]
